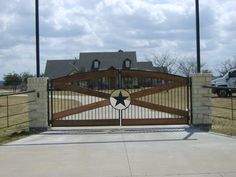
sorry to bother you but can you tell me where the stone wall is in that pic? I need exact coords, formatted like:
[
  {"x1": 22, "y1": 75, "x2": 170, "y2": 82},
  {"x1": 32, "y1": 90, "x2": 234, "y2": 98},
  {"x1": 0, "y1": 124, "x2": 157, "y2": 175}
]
[
  {"x1": 191, "y1": 73, "x2": 212, "y2": 127},
  {"x1": 27, "y1": 77, "x2": 48, "y2": 131}
]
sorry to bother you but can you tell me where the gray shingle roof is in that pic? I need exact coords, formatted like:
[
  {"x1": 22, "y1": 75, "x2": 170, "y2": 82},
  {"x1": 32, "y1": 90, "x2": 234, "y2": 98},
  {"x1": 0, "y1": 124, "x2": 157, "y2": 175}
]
[
  {"x1": 44, "y1": 59, "x2": 80, "y2": 79},
  {"x1": 44, "y1": 51, "x2": 166, "y2": 79},
  {"x1": 78, "y1": 51, "x2": 138, "y2": 70},
  {"x1": 136, "y1": 61, "x2": 153, "y2": 71}
]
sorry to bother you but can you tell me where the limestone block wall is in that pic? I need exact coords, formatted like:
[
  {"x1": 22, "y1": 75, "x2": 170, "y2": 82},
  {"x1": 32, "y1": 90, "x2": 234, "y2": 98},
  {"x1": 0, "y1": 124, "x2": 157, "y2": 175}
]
[
  {"x1": 27, "y1": 77, "x2": 48, "y2": 131},
  {"x1": 191, "y1": 73, "x2": 212, "y2": 126}
]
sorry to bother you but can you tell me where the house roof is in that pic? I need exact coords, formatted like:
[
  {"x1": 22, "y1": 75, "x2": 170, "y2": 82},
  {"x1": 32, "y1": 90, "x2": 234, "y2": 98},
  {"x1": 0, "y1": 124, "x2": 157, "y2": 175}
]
[
  {"x1": 44, "y1": 51, "x2": 167, "y2": 79},
  {"x1": 78, "y1": 51, "x2": 138, "y2": 70},
  {"x1": 136, "y1": 61, "x2": 153, "y2": 71},
  {"x1": 44, "y1": 59, "x2": 80, "y2": 79}
]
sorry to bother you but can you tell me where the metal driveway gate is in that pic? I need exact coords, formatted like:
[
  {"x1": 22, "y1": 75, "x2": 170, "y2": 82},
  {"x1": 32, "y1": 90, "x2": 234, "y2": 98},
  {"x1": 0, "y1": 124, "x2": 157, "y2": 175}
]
[{"x1": 49, "y1": 69, "x2": 190, "y2": 126}]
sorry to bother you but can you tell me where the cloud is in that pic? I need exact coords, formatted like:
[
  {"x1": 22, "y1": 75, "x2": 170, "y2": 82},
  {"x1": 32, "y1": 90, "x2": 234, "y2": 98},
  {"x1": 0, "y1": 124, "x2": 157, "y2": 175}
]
[{"x1": 0, "y1": 0, "x2": 236, "y2": 79}]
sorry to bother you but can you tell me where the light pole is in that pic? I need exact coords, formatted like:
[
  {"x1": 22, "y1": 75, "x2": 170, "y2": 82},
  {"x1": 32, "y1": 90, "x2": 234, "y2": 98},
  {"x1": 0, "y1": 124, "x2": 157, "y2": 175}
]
[
  {"x1": 195, "y1": 0, "x2": 201, "y2": 73},
  {"x1": 35, "y1": 0, "x2": 40, "y2": 77}
]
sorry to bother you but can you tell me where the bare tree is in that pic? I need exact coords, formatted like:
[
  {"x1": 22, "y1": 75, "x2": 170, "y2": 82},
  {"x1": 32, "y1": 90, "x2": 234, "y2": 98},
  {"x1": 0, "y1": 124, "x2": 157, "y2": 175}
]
[
  {"x1": 149, "y1": 52, "x2": 177, "y2": 74},
  {"x1": 217, "y1": 56, "x2": 236, "y2": 76},
  {"x1": 177, "y1": 57, "x2": 196, "y2": 77},
  {"x1": 177, "y1": 56, "x2": 207, "y2": 77}
]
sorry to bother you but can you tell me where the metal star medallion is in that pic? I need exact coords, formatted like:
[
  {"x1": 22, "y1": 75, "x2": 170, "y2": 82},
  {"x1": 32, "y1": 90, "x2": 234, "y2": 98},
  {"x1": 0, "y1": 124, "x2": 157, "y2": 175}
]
[
  {"x1": 110, "y1": 89, "x2": 131, "y2": 110},
  {"x1": 113, "y1": 91, "x2": 128, "y2": 106}
]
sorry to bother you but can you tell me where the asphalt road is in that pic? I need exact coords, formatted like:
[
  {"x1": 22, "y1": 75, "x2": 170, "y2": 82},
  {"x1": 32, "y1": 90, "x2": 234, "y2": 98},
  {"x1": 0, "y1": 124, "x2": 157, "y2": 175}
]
[{"x1": 0, "y1": 125, "x2": 235, "y2": 177}]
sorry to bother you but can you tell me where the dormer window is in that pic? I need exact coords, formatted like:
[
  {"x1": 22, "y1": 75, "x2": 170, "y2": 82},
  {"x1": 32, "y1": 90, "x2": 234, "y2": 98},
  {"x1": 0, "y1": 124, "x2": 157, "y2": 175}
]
[
  {"x1": 123, "y1": 58, "x2": 131, "y2": 69},
  {"x1": 92, "y1": 59, "x2": 100, "y2": 70}
]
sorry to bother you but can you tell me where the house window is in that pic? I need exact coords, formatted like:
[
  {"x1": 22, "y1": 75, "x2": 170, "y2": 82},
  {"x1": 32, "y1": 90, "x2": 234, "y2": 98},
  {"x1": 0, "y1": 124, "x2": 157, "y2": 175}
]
[
  {"x1": 92, "y1": 59, "x2": 100, "y2": 70},
  {"x1": 123, "y1": 58, "x2": 131, "y2": 69}
]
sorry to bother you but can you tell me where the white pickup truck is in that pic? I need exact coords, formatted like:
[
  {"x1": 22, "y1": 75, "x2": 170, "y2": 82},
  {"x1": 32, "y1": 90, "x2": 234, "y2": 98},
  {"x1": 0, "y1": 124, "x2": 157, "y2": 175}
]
[{"x1": 211, "y1": 69, "x2": 236, "y2": 97}]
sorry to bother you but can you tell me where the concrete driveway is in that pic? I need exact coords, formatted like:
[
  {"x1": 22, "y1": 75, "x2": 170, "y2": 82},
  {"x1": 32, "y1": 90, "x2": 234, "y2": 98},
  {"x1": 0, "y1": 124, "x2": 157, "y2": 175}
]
[{"x1": 0, "y1": 125, "x2": 235, "y2": 177}]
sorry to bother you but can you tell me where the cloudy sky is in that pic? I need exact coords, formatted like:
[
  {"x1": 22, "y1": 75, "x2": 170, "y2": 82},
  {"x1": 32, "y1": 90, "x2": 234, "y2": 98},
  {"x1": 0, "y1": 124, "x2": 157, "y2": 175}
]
[{"x1": 0, "y1": 0, "x2": 236, "y2": 79}]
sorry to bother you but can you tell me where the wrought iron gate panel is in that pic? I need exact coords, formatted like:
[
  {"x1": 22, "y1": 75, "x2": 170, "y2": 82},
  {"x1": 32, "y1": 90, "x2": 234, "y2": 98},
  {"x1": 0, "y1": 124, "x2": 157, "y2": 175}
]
[
  {"x1": 120, "y1": 70, "x2": 189, "y2": 125},
  {"x1": 49, "y1": 69, "x2": 190, "y2": 126},
  {"x1": 50, "y1": 69, "x2": 120, "y2": 126}
]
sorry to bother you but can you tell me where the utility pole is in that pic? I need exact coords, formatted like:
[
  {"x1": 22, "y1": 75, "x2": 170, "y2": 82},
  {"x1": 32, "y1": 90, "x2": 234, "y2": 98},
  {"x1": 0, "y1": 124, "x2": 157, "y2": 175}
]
[
  {"x1": 195, "y1": 0, "x2": 201, "y2": 73},
  {"x1": 35, "y1": 0, "x2": 40, "y2": 77}
]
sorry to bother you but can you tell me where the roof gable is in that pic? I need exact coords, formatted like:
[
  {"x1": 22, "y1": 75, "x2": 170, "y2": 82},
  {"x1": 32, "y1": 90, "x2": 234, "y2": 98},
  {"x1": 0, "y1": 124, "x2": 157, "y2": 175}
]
[{"x1": 79, "y1": 51, "x2": 138, "y2": 70}]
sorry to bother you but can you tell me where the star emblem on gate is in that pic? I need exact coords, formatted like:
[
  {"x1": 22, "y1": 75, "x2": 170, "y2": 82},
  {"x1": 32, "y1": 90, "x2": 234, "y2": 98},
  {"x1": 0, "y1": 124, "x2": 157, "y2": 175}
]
[
  {"x1": 110, "y1": 89, "x2": 131, "y2": 110},
  {"x1": 114, "y1": 91, "x2": 128, "y2": 106}
]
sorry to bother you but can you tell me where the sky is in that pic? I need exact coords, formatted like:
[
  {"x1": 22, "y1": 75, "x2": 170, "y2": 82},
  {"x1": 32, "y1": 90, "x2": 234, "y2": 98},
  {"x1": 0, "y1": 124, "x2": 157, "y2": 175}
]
[{"x1": 0, "y1": 0, "x2": 236, "y2": 79}]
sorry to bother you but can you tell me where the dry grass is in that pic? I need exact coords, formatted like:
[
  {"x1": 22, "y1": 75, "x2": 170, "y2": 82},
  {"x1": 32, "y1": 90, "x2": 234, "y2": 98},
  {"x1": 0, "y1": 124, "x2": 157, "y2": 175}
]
[
  {"x1": 0, "y1": 89, "x2": 21, "y2": 95},
  {"x1": 0, "y1": 96, "x2": 29, "y2": 130},
  {"x1": 0, "y1": 95, "x2": 29, "y2": 144},
  {"x1": 211, "y1": 96, "x2": 236, "y2": 136}
]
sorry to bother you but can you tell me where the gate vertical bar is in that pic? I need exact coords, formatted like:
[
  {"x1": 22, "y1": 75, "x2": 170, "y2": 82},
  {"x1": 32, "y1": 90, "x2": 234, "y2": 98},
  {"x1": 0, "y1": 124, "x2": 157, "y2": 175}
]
[
  {"x1": 47, "y1": 80, "x2": 50, "y2": 126},
  {"x1": 50, "y1": 80, "x2": 54, "y2": 125},
  {"x1": 119, "y1": 70, "x2": 122, "y2": 125},
  {"x1": 119, "y1": 110, "x2": 122, "y2": 126},
  {"x1": 118, "y1": 70, "x2": 122, "y2": 89}
]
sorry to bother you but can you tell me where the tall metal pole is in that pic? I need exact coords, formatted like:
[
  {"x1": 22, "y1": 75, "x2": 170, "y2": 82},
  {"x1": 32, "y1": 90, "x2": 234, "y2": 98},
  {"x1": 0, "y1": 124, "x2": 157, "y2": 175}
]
[
  {"x1": 35, "y1": 0, "x2": 40, "y2": 77},
  {"x1": 195, "y1": 0, "x2": 201, "y2": 73}
]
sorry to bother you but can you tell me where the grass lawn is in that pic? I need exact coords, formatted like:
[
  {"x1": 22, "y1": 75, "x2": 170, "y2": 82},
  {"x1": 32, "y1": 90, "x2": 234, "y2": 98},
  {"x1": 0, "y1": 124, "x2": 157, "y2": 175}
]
[
  {"x1": 0, "y1": 89, "x2": 22, "y2": 95},
  {"x1": 211, "y1": 96, "x2": 236, "y2": 136},
  {"x1": 0, "y1": 95, "x2": 29, "y2": 144}
]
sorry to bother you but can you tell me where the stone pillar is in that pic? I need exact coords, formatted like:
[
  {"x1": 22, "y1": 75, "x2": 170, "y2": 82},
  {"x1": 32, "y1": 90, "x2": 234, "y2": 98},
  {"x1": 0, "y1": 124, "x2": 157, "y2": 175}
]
[
  {"x1": 191, "y1": 73, "x2": 212, "y2": 128},
  {"x1": 27, "y1": 77, "x2": 48, "y2": 132}
]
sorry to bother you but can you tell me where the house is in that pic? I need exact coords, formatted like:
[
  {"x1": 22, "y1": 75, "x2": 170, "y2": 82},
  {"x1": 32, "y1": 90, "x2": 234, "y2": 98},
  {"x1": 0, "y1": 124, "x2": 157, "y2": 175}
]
[
  {"x1": 45, "y1": 51, "x2": 167, "y2": 89},
  {"x1": 45, "y1": 51, "x2": 167, "y2": 79}
]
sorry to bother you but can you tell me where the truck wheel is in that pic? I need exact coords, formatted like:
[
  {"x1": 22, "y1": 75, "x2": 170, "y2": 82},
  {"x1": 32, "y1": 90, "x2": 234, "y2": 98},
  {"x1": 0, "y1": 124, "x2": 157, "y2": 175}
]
[{"x1": 217, "y1": 89, "x2": 228, "y2": 97}]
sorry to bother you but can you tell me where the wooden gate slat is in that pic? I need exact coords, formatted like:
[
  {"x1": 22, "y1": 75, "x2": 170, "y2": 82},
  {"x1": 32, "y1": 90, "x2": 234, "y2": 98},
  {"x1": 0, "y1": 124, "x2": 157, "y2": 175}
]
[
  {"x1": 132, "y1": 100, "x2": 188, "y2": 117},
  {"x1": 131, "y1": 82, "x2": 185, "y2": 99},
  {"x1": 53, "y1": 120, "x2": 120, "y2": 126},
  {"x1": 55, "y1": 85, "x2": 110, "y2": 99},
  {"x1": 122, "y1": 118, "x2": 188, "y2": 125},
  {"x1": 53, "y1": 100, "x2": 110, "y2": 120}
]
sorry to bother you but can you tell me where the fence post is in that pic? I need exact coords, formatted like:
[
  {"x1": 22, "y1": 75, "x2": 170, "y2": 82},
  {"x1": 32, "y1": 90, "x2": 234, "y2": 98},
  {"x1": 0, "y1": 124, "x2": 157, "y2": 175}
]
[
  {"x1": 27, "y1": 77, "x2": 49, "y2": 132},
  {"x1": 191, "y1": 73, "x2": 212, "y2": 129}
]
